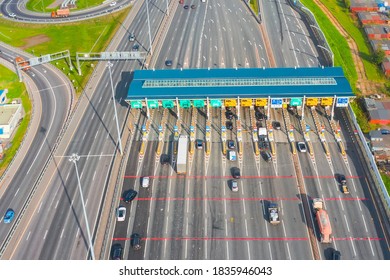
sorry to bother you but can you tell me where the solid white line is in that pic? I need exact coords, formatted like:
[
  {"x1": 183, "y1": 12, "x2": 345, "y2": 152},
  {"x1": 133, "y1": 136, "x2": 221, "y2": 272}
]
[
  {"x1": 82, "y1": 131, "x2": 87, "y2": 141},
  {"x1": 226, "y1": 240, "x2": 230, "y2": 260},
  {"x1": 93, "y1": 171, "x2": 96, "y2": 181},
  {"x1": 80, "y1": 171, "x2": 84, "y2": 180},
  {"x1": 186, "y1": 199, "x2": 190, "y2": 213},
  {"x1": 14, "y1": 188, "x2": 20, "y2": 197},
  {"x1": 60, "y1": 228, "x2": 65, "y2": 239},
  {"x1": 26, "y1": 231, "x2": 31, "y2": 241},
  {"x1": 165, "y1": 217, "x2": 169, "y2": 234},
  {"x1": 339, "y1": 195, "x2": 345, "y2": 211},
  {"x1": 282, "y1": 221, "x2": 287, "y2": 236},
  {"x1": 224, "y1": 199, "x2": 227, "y2": 214},
  {"x1": 55, "y1": 200, "x2": 59, "y2": 209},
  {"x1": 286, "y1": 243, "x2": 292, "y2": 260},
  {"x1": 242, "y1": 199, "x2": 246, "y2": 215},
  {"x1": 75, "y1": 228, "x2": 79, "y2": 239},
  {"x1": 225, "y1": 219, "x2": 228, "y2": 236},
  {"x1": 245, "y1": 219, "x2": 249, "y2": 236},
  {"x1": 350, "y1": 237, "x2": 357, "y2": 256},
  {"x1": 167, "y1": 199, "x2": 170, "y2": 212},
  {"x1": 247, "y1": 242, "x2": 251, "y2": 260},
  {"x1": 268, "y1": 243, "x2": 273, "y2": 260},
  {"x1": 368, "y1": 239, "x2": 375, "y2": 256},
  {"x1": 37, "y1": 202, "x2": 43, "y2": 213},
  {"x1": 163, "y1": 240, "x2": 167, "y2": 259},
  {"x1": 102, "y1": 112, "x2": 106, "y2": 120},
  {"x1": 94, "y1": 130, "x2": 99, "y2": 139},
  {"x1": 343, "y1": 214, "x2": 350, "y2": 232},
  {"x1": 43, "y1": 230, "x2": 48, "y2": 240},
  {"x1": 361, "y1": 214, "x2": 369, "y2": 232},
  {"x1": 185, "y1": 240, "x2": 188, "y2": 259},
  {"x1": 65, "y1": 172, "x2": 70, "y2": 182}
]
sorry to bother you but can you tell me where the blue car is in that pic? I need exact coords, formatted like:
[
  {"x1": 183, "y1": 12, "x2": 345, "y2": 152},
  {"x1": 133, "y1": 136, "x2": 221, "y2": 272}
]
[{"x1": 4, "y1": 209, "x2": 15, "y2": 224}]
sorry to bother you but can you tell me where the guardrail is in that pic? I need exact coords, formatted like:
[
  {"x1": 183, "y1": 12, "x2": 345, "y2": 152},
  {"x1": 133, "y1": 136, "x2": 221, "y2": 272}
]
[{"x1": 347, "y1": 105, "x2": 390, "y2": 219}]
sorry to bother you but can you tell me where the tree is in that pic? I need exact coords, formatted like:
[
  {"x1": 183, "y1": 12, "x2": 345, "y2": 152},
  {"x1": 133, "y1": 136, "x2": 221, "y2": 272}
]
[{"x1": 372, "y1": 45, "x2": 385, "y2": 65}]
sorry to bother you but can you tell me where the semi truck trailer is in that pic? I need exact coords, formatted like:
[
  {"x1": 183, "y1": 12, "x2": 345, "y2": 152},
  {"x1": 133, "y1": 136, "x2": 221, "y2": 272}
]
[
  {"x1": 176, "y1": 135, "x2": 188, "y2": 174},
  {"x1": 51, "y1": 8, "x2": 70, "y2": 18},
  {"x1": 312, "y1": 198, "x2": 332, "y2": 243}
]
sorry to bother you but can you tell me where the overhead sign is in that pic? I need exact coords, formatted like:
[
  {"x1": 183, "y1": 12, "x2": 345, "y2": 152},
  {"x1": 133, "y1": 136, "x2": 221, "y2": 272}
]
[
  {"x1": 180, "y1": 99, "x2": 191, "y2": 108},
  {"x1": 210, "y1": 99, "x2": 222, "y2": 107},
  {"x1": 321, "y1": 98, "x2": 333, "y2": 106},
  {"x1": 193, "y1": 100, "x2": 205, "y2": 108},
  {"x1": 306, "y1": 98, "x2": 318, "y2": 106},
  {"x1": 241, "y1": 98, "x2": 252, "y2": 107},
  {"x1": 255, "y1": 98, "x2": 267, "y2": 107},
  {"x1": 130, "y1": 100, "x2": 142, "y2": 109},
  {"x1": 147, "y1": 100, "x2": 159, "y2": 109},
  {"x1": 224, "y1": 99, "x2": 237, "y2": 107},
  {"x1": 270, "y1": 98, "x2": 283, "y2": 108},
  {"x1": 290, "y1": 98, "x2": 302, "y2": 106},
  {"x1": 336, "y1": 97, "x2": 349, "y2": 107},
  {"x1": 162, "y1": 100, "x2": 174, "y2": 108}
]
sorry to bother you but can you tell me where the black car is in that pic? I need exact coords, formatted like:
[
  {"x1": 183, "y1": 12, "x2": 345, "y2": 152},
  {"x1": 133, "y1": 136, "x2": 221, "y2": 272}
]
[
  {"x1": 124, "y1": 189, "x2": 138, "y2": 203},
  {"x1": 232, "y1": 167, "x2": 241, "y2": 179},
  {"x1": 226, "y1": 121, "x2": 233, "y2": 130},
  {"x1": 132, "y1": 44, "x2": 139, "y2": 51},
  {"x1": 191, "y1": 4, "x2": 196, "y2": 9},
  {"x1": 161, "y1": 154, "x2": 170, "y2": 165},
  {"x1": 227, "y1": 140, "x2": 235, "y2": 149},
  {"x1": 184, "y1": 5, "x2": 189, "y2": 9},
  {"x1": 111, "y1": 244, "x2": 123, "y2": 260},
  {"x1": 131, "y1": 233, "x2": 142, "y2": 250},
  {"x1": 196, "y1": 139, "x2": 203, "y2": 149},
  {"x1": 255, "y1": 111, "x2": 263, "y2": 120},
  {"x1": 226, "y1": 111, "x2": 234, "y2": 120},
  {"x1": 165, "y1": 60, "x2": 172, "y2": 66},
  {"x1": 332, "y1": 250, "x2": 341, "y2": 260},
  {"x1": 339, "y1": 174, "x2": 347, "y2": 185},
  {"x1": 273, "y1": 121, "x2": 281, "y2": 130},
  {"x1": 262, "y1": 151, "x2": 272, "y2": 162}
]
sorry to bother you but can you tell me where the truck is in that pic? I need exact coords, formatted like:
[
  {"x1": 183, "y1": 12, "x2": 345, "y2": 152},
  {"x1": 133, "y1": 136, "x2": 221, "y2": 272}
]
[
  {"x1": 15, "y1": 56, "x2": 30, "y2": 71},
  {"x1": 176, "y1": 135, "x2": 188, "y2": 174},
  {"x1": 268, "y1": 203, "x2": 280, "y2": 225},
  {"x1": 51, "y1": 8, "x2": 70, "y2": 18},
  {"x1": 312, "y1": 198, "x2": 332, "y2": 243}
]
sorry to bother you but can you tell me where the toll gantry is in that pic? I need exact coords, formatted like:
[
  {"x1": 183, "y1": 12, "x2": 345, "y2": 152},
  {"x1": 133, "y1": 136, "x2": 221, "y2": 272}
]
[{"x1": 126, "y1": 67, "x2": 353, "y2": 162}]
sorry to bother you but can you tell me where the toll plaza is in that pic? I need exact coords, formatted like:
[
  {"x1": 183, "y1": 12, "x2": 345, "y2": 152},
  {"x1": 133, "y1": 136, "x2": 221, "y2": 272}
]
[{"x1": 126, "y1": 67, "x2": 353, "y2": 161}]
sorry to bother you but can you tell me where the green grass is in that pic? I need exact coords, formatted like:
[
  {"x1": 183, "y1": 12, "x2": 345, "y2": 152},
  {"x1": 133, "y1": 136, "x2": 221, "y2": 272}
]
[
  {"x1": 350, "y1": 99, "x2": 379, "y2": 133},
  {"x1": 249, "y1": 0, "x2": 259, "y2": 15},
  {"x1": 301, "y1": 0, "x2": 358, "y2": 92},
  {"x1": 0, "y1": 7, "x2": 130, "y2": 94},
  {"x1": 0, "y1": 65, "x2": 31, "y2": 175},
  {"x1": 319, "y1": 0, "x2": 384, "y2": 82},
  {"x1": 380, "y1": 173, "x2": 390, "y2": 194},
  {"x1": 26, "y1": 0, "x2": 104, "y2": 12}
]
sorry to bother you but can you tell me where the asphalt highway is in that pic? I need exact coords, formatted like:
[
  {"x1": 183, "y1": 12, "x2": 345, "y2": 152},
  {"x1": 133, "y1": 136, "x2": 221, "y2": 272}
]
[{"x1": 0, "y1": 44, "x2": 72, "y2": 256}]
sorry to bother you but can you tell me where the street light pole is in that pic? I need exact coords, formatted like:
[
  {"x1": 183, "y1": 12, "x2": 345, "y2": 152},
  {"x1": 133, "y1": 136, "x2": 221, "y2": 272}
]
[
  {"x1": 107, "y1": 62, "x2": 123, "y2": 155},
  {"x1": 145, "y1": 0, "x2": 153, "y2": 55},
  {"x1": 69, "y1": 154, "x2": 95, "y2": 260}
]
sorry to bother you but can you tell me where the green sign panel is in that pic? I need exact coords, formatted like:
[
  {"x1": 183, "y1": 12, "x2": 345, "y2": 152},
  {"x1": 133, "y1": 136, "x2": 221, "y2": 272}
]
[
  {"x1": 130, "y1": 100, "x2": 142, "y2": 109},
  {"x1": 290, "y1": 98, "x2": 302, "y2": 106},
  {"x1": 210, "y1": 99, "x2": 222, "y2": 107},
  {"x1": 162, "y1": 100, "x2": 174, "y2": 108},
  {"x1": 193, "y1": 100, "x2": 205, "y2": 108},
  {"x1": 147, "y1": 100, "x2": 159, "y2": 109},
  {"x1": 180, "y1": 99, "x2": 191, "y2": 108}
]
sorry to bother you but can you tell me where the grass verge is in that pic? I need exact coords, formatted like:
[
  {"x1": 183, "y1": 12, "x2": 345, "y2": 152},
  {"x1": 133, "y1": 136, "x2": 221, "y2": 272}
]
[
  {"x1": 26, "y1": 0, "x2": 104, "y2": 13},
  {"x1": 380, "y1": 173, "x2": 390, "y2": 194},
  {"x1": 0, "y1": 7, "x2": 130, "y2": 95},
  {"x1": 0, "y1": 65, "x2": 31, "y2": 176},
  {"x1": 319, "y1": 0, "x2": 384, "y2": 82},
  {"x1": 249, "y1": 0, "x2": 259, "y2": 15},
  {"x1": 301, "y1": 0, "x2": 358, "y2": 92}
]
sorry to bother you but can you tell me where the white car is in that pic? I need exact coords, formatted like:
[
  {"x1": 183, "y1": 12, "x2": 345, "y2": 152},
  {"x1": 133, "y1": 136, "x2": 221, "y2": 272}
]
[
  {"x1": 142, "y1": 176, "x2": 150, "y2": 188},
  {"x1": 297, "y1": 142, "x2": 307, "y2": 152},
  {"x1": 110, "y1": 1, "x2": 117, "y2": 6},
  {"x1": 116, "y1": 206, "x2": 126, "y2": 222},
  {"x1": 9, "y1": 13, "x2": 16, "y2": 18},
  {"x1": 231, "y1": 180, "x2": 238, "y2": 192}
]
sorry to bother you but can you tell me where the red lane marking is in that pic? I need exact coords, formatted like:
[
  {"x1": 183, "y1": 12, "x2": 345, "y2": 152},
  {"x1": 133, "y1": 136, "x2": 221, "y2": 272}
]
[
  {"x1": 113, "y1": 237, "x2": 383, "y2": 241},
  {"x1": 112, "y1": 237, "x2": 308, "y2": 241},
  {"x1": 334, "y1": 237, "x2": 383, "y2": 241},
  {"x1": 124, "y1": 175, "x2": 295, "y2": 179},
  {"x1": 120, "y1": 197, "x2": 369, "y2": 201}
]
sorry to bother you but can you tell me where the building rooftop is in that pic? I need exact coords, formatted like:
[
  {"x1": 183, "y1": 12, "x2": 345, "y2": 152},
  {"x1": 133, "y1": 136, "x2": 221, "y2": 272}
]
[
  {"x1": 364, "y1": 24, "x2": 390, "y2": 35},
  {"x1": 127, "y1": 67, "x2": 353, "y2": 100},
  {"x1": 364, "y1": 98, "x2": 390, "y2": 122},
  {"x1": 0, "y1": 104, "x2": 20, "y2": 125},
  {"x1": 358, "y1": 11, "x2": 390, "y2": 22},
  {"x1": 351, "y1": 0, "x2": 379, "y2": 8},
  {"x1": 370, "y1": 40, "x2": 390, "y2": 51}
]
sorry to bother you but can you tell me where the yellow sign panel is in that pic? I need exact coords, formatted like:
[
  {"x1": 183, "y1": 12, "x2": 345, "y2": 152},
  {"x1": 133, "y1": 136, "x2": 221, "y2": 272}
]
[
  {"x1": 224, "y1": 99, "x2": 237, "y2": 107},
  {"x1": 241, "y1": 98, "x2": 252, "y2": 107},
  {"x1": 321, "y1": 98, "x2": 333, "y2": 106},
  {"x1": 306, "y1": 98, "x2": 318, "y2": 106},
  {"x1": 282, "y1": 103, "x2": 287, "y2": 108},
  {"x1": 255, "y1": 98, "x2": 267, "y2": 107}
]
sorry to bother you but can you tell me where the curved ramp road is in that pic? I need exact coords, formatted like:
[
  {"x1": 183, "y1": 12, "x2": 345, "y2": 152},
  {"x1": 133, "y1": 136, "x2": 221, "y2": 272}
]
[
  {"x1": 0, "y1": 0, "x2": 135, "y2": 23},
  {"x1": 0, "y1": 43, "x2": 73, "y2": 257}
]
